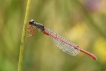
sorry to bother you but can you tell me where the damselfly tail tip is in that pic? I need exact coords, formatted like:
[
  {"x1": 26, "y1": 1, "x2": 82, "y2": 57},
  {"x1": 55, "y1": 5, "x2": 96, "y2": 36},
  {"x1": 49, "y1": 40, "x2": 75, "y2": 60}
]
[
  {"x1": 80, "y1": 49, "x2": 97, "y2": 60},
  {"x1": 91, "y1": 54, "x2": 97, "y2": 60}
]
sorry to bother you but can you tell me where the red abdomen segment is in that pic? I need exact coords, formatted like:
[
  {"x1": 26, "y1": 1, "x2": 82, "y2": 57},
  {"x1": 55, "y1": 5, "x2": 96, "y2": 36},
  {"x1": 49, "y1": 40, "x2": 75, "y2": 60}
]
[
  {"x1": 42, "y1": 28, "x2": 97, "y2": 60},
  {"x1": 80, "y1": 49, "x2": 97, "y2": 60}
]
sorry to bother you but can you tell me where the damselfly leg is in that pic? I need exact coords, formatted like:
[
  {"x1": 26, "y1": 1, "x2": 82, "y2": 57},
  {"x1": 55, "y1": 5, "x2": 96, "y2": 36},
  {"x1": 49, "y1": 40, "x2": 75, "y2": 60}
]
[{"x1": 27, "y1": 25, "x2": 35, "y2": 37}]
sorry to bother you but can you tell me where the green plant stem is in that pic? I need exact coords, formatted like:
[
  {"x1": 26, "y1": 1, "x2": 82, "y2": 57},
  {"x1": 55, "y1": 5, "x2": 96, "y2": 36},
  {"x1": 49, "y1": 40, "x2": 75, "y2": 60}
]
[{"x1": 18, "y1": 0, "x2": 31, "y2": 71}]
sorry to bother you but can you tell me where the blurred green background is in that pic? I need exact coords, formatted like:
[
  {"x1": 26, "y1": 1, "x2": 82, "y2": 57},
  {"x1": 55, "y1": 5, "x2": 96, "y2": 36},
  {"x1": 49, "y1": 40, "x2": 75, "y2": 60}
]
[{"x1": 0, "y1": 0, "x2": 106, "y2": 71}]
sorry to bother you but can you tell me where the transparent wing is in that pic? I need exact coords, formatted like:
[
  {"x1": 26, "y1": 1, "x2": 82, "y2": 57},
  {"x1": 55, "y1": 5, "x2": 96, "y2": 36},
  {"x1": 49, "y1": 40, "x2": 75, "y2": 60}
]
[{"x1": 44, "y1": 27, "x2": 80, "y2": 56}]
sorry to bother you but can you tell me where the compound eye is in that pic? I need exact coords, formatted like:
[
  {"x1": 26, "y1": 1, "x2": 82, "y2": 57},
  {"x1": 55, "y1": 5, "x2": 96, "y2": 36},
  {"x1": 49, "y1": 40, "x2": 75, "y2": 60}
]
[{"x1": 29, "y1": 19, "x2": 34, "y2": 25}]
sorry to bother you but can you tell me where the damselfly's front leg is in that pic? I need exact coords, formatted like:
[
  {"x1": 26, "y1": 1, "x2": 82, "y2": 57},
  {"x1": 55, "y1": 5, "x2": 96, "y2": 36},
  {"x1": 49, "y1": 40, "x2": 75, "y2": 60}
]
[{"x1": 27, "y1": 25, "x2": 35, "y2": 37}]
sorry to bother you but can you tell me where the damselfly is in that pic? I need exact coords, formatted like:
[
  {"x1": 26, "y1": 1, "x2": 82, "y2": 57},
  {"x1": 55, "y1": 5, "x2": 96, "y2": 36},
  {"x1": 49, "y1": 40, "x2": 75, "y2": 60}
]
[{"x1": 28, "y1": 19, "x2": 97, "y2": 60}]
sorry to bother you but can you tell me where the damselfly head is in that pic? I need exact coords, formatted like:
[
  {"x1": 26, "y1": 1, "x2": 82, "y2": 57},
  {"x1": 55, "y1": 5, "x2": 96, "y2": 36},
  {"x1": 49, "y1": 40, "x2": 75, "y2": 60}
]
[{"x1": 29, "y1": 19, "x2": 35, "y2": 25}]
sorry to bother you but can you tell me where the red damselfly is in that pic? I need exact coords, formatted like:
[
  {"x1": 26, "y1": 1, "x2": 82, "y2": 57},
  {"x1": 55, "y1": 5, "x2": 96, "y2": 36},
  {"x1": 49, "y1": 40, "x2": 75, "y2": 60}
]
[{"x1": 28, "y1": 19, "x2": 97, "y2": 60}]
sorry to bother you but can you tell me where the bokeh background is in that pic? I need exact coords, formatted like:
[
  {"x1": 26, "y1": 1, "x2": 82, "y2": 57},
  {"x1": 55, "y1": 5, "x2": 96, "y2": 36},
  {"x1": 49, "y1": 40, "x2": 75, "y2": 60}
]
[{"x1": 0, "y1": 0, "x2": 106, "y2": 71}]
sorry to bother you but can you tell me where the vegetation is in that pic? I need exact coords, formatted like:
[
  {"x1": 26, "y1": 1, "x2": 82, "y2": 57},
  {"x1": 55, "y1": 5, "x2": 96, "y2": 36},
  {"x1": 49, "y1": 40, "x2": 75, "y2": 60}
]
[{"x1": 0, "y1": 0, "x2": 106, "y2": 71}]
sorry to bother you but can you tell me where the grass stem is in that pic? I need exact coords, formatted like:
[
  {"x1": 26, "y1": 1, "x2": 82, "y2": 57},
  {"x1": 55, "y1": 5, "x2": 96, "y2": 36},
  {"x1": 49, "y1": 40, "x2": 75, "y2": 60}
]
[{"x1": 18, "y1": 0, "x2": 31, "y2": 71}]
